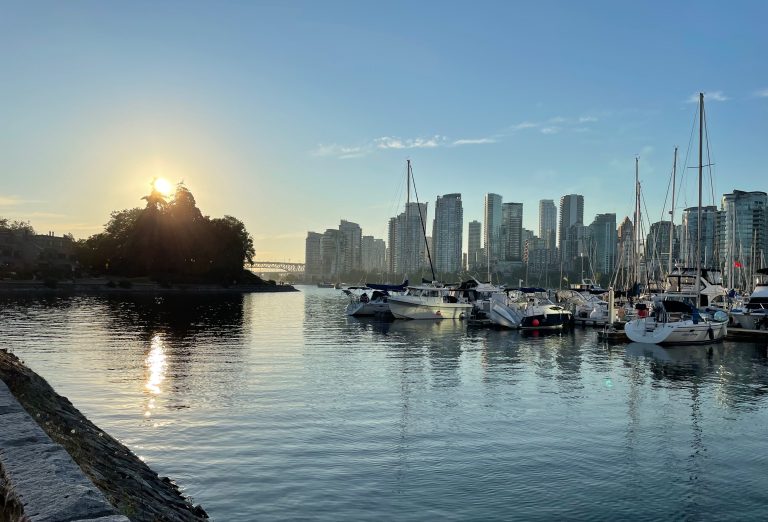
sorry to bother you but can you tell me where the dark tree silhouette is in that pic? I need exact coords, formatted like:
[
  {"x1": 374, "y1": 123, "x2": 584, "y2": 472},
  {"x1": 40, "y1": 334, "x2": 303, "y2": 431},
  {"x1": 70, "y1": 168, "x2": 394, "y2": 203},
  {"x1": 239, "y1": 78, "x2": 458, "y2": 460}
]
[{"x1": 77, "y1": 184, "x2": 259, "y2": 283}]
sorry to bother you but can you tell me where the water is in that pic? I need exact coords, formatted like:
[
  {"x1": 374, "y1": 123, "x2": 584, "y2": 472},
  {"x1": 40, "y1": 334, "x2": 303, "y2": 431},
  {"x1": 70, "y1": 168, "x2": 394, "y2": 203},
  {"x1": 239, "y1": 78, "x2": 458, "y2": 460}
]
[{"x1": 2, "y1": 286, "x2": 768, "y2": 520}]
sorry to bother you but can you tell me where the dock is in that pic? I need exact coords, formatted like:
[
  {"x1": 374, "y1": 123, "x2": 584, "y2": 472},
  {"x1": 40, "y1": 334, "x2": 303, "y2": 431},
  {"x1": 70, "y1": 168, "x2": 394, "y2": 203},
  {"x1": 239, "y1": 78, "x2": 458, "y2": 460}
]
[{"x1": 725, "y1": 327, "x2": 768, "y2": 340}]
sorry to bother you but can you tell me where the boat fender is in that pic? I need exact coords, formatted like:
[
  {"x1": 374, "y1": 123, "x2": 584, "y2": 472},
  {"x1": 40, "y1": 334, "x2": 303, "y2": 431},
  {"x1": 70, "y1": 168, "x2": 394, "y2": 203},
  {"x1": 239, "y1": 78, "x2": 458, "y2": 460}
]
[{"x1": 707, "y1": 326, "x2": 714, "y2": 340}]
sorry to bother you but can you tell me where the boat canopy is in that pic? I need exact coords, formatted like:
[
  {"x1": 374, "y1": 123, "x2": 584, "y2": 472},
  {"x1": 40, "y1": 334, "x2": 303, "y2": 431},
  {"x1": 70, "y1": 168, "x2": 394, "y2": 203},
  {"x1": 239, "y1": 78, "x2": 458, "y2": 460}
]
[{"x1": 366, "y1": 279, "x2": 408, "y2": 292}]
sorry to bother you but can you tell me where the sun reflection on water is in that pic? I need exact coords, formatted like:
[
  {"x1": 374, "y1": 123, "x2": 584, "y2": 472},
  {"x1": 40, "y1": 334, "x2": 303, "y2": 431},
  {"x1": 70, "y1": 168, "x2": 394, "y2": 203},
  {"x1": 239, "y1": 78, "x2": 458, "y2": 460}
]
[{"x1": 145, "y1": 333, "x2": 167, "y2": 396}]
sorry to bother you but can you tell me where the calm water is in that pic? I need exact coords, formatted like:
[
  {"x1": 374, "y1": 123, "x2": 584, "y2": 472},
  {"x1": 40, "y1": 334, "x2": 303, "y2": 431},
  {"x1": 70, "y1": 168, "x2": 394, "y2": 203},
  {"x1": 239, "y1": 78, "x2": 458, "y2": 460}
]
[{"x1": 2, "y1": 286, "x2": 768, "y2": 520}]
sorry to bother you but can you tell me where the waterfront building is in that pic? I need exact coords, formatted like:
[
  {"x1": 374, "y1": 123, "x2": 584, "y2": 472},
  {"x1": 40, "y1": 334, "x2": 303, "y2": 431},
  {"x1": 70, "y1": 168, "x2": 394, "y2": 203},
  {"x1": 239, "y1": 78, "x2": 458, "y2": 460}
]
[
  {"x1": 338, "y1": 220, "x2": 362, "y2": 274},
  {"x1": 718, "y1": 190, "x2": 767, "y2": 287},
  {"x1": 388, "y1": 202, "x2": 428, "y2": 276},
  {"x1": 645, "y1": 221, "x2": 678, "y2": 280},
  {"x1": 432, "y1": 193, "x2": 463, "y2": 275},
  {"x1": 680, "y1": 205, "x2": 718, "y2": 268},
  {"x1": 484, "y1": 193, "x2": 503, "y2": 267},
  {"x1": 304, "y1": 232, "x2": 323, "y2": 279},
  {"x1": 616, "y1": 217, "x2": 635, "y2": 289},
  {"x1": 0, "y1": 229, "x2": 76, "y2": 276},
  {"x1": 558, "y1": 194, "x2": 584, "y2": 263},
  {"x1": 588, "y1": 213, "x2": 617, "y2": 284},
  {"x1": 468, "y1": 220, "x2": 482, "y2": 272},
  {"x1": 565, "y1": 223, "x2": 589, "y2": 277},
  {"x1": 361, "y1": 235, "x2": 386, "y2": 274},
  {"x1": 539, "y1": 199, "x2": 557, "y2": 252},
  {"x1": 501, "y1": 202, "x2": 523, "y2": 262},
  {"x1": 320, "y1": 228, "x2": 343, "y2": 279}
]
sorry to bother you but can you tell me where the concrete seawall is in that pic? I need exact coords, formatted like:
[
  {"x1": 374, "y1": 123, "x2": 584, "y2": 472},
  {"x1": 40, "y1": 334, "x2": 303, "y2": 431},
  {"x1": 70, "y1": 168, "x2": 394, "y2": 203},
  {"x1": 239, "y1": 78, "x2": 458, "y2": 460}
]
[
  {"x1": 0, "y1": 350, "x2": 208, "y2": 521},
  {"x1": 0, "y1": 379, "x2": 128, "y2": 521}
]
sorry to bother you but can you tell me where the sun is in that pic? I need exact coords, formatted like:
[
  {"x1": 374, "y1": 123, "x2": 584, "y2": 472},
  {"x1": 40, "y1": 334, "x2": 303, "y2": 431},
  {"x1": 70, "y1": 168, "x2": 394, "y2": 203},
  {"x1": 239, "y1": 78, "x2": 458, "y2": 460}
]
[{"x1": 152, "y1": 177, "x2": 174, "y2": 197}]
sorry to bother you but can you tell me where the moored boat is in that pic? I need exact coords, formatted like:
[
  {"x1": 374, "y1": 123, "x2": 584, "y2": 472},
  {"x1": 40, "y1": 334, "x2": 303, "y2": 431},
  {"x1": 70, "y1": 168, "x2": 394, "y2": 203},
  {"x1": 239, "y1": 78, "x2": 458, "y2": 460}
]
[{"x1": 387, "y1": 282, "x2": 473, "y2": 320}]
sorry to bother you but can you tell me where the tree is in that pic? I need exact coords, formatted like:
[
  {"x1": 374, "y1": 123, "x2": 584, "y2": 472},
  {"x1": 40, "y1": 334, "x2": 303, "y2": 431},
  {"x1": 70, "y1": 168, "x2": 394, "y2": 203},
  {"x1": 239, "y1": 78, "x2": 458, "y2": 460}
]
[{"x1": 76, "y1": 184, "x2": 258, "y2": 283}]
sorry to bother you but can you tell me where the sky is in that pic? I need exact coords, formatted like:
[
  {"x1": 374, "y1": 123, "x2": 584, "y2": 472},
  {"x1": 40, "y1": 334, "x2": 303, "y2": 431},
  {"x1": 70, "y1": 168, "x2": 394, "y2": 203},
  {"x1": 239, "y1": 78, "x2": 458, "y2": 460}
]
[{"x1": 2, "y1": 1, "x2": 767, "y2": 261}]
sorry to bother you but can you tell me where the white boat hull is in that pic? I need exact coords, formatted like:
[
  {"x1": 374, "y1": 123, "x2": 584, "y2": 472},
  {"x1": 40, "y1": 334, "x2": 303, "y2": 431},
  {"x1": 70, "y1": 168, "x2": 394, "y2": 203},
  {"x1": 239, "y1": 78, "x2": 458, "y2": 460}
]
[
  {"x1": 729, "y1": 311, "x2": 768, "y2": 330},
  {"x1": 345, "y1": 301, "x2": 391, "y2": 317},
  {"x1": 624, "y1": 318, "x2": 727, "y2": 344},
  {"x1": 488, "y1": 302, "x2": 522, "y2": 329},
  {"x1": 388, "y1": 296, "x2": 472, "y2": 320}
]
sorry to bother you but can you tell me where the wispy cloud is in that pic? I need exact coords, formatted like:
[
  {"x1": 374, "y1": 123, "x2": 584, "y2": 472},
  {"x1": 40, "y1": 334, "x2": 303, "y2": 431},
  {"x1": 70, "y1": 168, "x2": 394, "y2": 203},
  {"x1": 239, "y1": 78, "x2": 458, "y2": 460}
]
[
  {"x1": 0, "y1": 195, "x2": 26, "y2": 207},
  {"x1": 313, "y1": 112, "x2": 599, "y2": 159},
  {"x1": 311, "y1": 143, "x2": 367, "y2": 159},
  {"x1": 754, "y1": 88, "x2": 768, "y2": 98},
  {"x1": 374, "y1": 135, "x2": 446, "y2": 150},
  {"x1": 451, "y1": 137, "x2": 497, "y2": 146},
  {"x1": 509, "y1": 121, "x2": 539, "y2": 131},
  {"x1": 687, "y1": 91, "x2": 729, "y2": 103}
]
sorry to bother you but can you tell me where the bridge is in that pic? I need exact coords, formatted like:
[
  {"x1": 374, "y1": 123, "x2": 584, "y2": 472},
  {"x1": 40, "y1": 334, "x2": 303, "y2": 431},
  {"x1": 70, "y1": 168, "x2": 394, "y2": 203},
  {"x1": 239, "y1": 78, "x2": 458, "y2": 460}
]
[{"x1": 248, "y1": 261, "x2": 305, "y2": 273}]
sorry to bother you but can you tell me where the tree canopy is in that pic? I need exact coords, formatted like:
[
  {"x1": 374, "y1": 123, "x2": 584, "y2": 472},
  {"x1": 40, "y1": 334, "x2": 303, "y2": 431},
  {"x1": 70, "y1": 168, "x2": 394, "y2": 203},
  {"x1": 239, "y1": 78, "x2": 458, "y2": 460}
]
[{"x1": 77, "y1": 183, "x2": 256, "y2": 283}]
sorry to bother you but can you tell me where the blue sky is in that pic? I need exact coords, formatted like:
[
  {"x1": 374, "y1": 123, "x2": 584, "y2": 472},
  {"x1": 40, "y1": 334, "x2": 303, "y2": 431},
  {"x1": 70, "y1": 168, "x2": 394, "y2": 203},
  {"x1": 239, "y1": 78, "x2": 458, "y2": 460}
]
[{"x1": 2, "y1": 1, "x2": 767, "y2": 261}]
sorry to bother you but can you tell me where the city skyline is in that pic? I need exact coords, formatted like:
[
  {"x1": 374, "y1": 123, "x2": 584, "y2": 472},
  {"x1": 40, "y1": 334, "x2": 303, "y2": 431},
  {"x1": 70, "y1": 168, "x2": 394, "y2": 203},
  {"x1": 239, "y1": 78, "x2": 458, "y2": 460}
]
[{"x1": 2, "y1": 2, "x2": 767, "y2": 261}]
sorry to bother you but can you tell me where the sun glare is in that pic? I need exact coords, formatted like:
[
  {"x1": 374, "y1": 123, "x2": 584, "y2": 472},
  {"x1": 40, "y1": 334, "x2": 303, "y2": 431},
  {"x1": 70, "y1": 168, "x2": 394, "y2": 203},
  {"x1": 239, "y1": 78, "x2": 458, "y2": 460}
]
[{"x1": 153, "y1": 177, "x2": 174, "y2": 197}]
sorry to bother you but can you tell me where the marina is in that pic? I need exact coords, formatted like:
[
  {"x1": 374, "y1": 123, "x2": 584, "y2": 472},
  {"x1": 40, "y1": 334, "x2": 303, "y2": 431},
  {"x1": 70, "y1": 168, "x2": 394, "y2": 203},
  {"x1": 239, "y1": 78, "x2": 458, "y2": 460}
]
[{"x1": 3, "y1": 287, "x2": 768, "y2": 520}]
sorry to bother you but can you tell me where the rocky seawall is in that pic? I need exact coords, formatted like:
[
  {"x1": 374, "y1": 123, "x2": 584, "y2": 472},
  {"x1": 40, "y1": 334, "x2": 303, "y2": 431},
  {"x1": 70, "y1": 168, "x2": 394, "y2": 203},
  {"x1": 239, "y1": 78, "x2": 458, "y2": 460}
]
[{"x1": 0, "y1": 349, "x2": 207, "y2": 521}]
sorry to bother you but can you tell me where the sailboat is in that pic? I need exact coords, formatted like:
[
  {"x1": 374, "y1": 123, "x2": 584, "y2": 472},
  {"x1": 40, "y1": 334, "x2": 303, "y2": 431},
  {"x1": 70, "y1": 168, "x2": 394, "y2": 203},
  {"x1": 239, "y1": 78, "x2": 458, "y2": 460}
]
[
  {"x1": 624, "y1": 93, "x2": 729, "y2": 344},
  {"x1": 387, "y1": 160, "x2": 474, "y2": 320}
]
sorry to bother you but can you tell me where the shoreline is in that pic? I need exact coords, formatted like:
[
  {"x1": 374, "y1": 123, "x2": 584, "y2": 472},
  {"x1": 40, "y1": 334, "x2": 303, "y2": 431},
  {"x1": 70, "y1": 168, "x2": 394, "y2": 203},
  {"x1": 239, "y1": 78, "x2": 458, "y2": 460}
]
[
  {"x1": 0, "y1": 278, "x2": 298, "y2": 294},
  {"x1": 0, "y1": 349, "x2": 208, "y2": 521}
]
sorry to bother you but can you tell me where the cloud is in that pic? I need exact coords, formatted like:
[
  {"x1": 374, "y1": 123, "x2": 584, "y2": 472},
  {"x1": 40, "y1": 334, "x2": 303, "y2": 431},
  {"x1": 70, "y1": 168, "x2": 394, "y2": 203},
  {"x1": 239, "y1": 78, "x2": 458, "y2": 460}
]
[
  {"x1": 687, "y1": 91, "x2": 729, "y2": 103},
  {"x1": 509, "y1": 121, "x2": 539, "y2": 131},
  {"x1": 311, "y1": 143, "x2": 367, "y2": 159},
  {"x1": 540, "y1": 127, "x2": 561, "y2": 134},
  {"x1": 374, "y1": 135, "x2": 445, "y2": 150},
  {"x1": 0, "y1": 195, "x2": 26, "y2": 207},
  {"x1": 451, "y1": 137, "x2": 497, "y2": 146},
  {"x1": 754, "y1": 88, "x2": 768, "y2": 98},
  {"x1": 578, "y1": 116, "x2": 598, "y2": 123}
]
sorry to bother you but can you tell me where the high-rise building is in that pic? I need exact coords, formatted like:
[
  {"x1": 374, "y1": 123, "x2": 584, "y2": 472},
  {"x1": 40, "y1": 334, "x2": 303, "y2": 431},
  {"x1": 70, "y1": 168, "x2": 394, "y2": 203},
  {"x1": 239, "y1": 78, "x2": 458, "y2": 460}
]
[
  {"x1": 539, "y1": 199, "x2": 557, "y2": 252},
  {"x1": 305, "y1": 232, "x2": 323, "y2": 279},
  {"x1": 681, "y1": 205, "x2": 718, "y2": 267},
  {"x1": 645, "y1": 221, "x2": 678, "y2": 279},
  {"x1": 484, "y1": 193, "x2": 503, "y2": 265},
  {"x1": 389, "y1": 202, "x2": 428, "y2": 275},
  {"x1": 361, "y1": 235, "x2": 386, "y2": 273},
  {"x1": 320, "y1": 228, "x2": 342, "y2": 279},
  {"x1": 338, "y1": 220, "x2": 362, "y2": 273},
  {"x1": 719, "y1": 190, "x2": 767, "y2": 286},
  {"x1": 432, "y1": 193, "x2": 463, "y2": 274},
  {"x1": 501, "y1": 202, "x2": 523, "y2": 261},
  {"x1": 558, "y1": 194, "x2": 584, "y2": 261},
  {"x1": 588, "y1": 213, "x2": 617, "y2": 282},
  {"x1": 468, "y1": 220, "x2": 482, "y2": 272},
  {"x1": 616, "y1": 216, "x2": 635, "y2": 287}
]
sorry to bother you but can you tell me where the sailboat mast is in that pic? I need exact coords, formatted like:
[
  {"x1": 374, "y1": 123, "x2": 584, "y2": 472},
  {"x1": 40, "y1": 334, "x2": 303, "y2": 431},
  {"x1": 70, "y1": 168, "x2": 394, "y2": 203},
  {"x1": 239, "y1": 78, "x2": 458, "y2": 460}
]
[
  {"x1": 405, "y1": 160, "x2": 411, "y2": 278},
  {"x1": 696, "y1": 93, "x2": 703, "y2": 308},
  {"x1": 669, "y1": 147, "x2": 677, "y2": 275},
  {"x1": 634, "y1": 157, "x2": 640, "y2": 289}
]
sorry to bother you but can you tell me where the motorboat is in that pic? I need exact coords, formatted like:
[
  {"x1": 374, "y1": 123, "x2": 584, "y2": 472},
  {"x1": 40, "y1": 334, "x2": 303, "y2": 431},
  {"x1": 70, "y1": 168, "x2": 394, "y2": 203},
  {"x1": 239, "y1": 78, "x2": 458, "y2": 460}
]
[
  {"x1": 516, "y1": 288, "x2": 574, "y2": 330},
  {"x1": 729, "y1": 268, "x2": 768, "y2": 330},
  {"x1": 343, "y1": 280, "x2": 408, "y2": 317},
  {"x1": 387, "y1": 282, "x2": 473, "y2": 320}
]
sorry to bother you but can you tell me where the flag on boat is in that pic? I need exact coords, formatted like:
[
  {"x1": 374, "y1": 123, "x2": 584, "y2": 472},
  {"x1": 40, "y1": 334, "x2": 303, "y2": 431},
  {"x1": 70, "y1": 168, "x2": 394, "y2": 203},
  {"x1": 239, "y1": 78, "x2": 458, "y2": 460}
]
[{"x1": 734, "y1": 261, "x2": 743, "y2": 268}]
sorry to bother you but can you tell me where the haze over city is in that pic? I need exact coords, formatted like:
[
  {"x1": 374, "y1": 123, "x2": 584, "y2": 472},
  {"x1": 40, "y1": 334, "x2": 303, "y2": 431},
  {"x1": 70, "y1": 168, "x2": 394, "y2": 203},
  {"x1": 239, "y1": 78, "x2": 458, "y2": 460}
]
[{"x1": 2, "y1": 1, "x2": 767, "y2": 261}]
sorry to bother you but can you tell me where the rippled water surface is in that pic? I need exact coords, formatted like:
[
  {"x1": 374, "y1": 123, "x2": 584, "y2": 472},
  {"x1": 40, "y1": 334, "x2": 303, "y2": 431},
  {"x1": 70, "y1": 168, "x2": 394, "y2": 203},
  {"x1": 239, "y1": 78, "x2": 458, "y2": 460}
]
[{"x1": 3, "y1": 286, "x2": 768, "y2": 520}]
